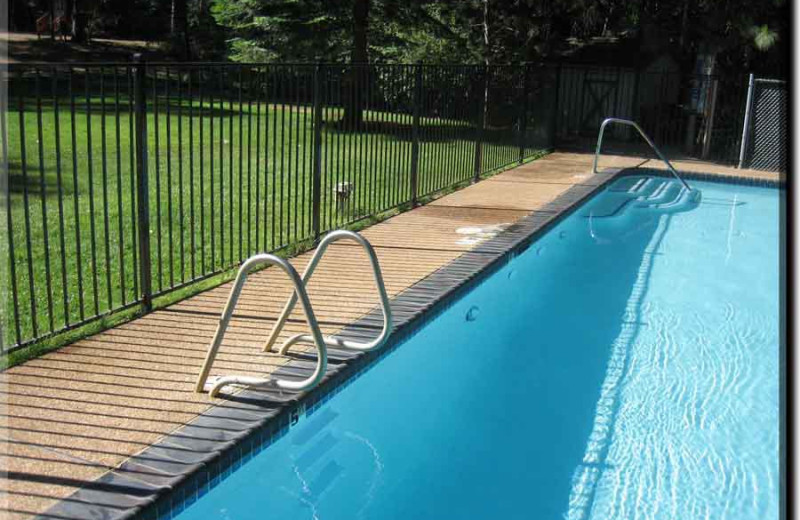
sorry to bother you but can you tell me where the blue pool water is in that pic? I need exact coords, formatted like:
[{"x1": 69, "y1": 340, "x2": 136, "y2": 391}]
[{"x1": 175, "y1": 175, "x2": 781, "y2": 520}]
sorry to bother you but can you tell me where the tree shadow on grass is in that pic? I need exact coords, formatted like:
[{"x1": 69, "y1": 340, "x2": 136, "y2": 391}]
[
  {"x1": 7, "y1": 161, "x2": 75, "y2": 197},
  {"x1": 324, "y1": 117, "x2": 518, "y2": 146}
]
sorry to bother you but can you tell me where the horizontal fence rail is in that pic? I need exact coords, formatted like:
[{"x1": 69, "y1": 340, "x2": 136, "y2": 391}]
[{"x1": 2, "y1": 61, "x2": 553, "y2": 352}]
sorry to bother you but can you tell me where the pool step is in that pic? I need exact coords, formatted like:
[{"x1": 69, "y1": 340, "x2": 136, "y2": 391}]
[
  {"x1": 607, "y1": 176, "x2": 646, "y2": 193},
  {"x1": 587, "y1": 176, "x2": 701, "y2": 241},
  {"x1": 585, "y1": 176, "x2": 701, "y2": 226},
  {"x1": 630, "y1": 178, "x2": 660, "y2": 198},
  {"x1": 585, "y1": 178, "x2": 663, "y2": 219},
  {"x1": 290, "y1": 408, "x2": 348, "y2": 501},
  {"x1": 636, "y1": 179, "x2": 682, "y2": 207},
  {"x1": 651, "y1": 186, "x2": 702, "y2": 213},
  {"x1": 584, "y1": 191, "x2": 636, "y2": 218}
]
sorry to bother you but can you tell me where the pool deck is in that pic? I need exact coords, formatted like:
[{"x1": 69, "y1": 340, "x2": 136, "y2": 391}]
[{"x1": 0, "y1": 152, "x2": 781, "y2": 520}]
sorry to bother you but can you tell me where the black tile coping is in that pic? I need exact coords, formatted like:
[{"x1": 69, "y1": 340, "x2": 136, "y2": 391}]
[
  {"x1": 36, "y1": 166, "x2": 779, "y2": 520},
  {"x1": 631, "y1": 166, "x2": 785, "y2": 189}
]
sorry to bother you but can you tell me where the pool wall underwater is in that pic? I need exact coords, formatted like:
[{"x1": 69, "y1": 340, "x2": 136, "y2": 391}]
[{"x1": 42, "y1": 168, "x2": 783, "y2": 520}]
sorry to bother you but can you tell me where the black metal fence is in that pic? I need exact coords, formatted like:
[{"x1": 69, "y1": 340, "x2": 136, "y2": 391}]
[
  {"x1": 2, "y1": 59, "x2": 782, "y2": 353},
  {"x1": 2, "y1": 61, "x2": 556, "y2": 351}
]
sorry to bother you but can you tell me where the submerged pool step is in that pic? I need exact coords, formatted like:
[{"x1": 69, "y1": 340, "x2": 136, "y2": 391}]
[
  {"x1": 607, "y1": 176, "x2": 647, "y2": 193},
  {"x1": 583, "y1": 191, "x2": 638, "y2": 218},
  {"x1": 590, "y1": 177, "x2": 672, "y2": 219},
  {"x1": 651, "y1": 186, "x2": 703, "y2": 213},
  {"x1": 640, "y1": 179, "x2": 669, "y2": 202},
  {"x1": 630, "y1": 178, "x2": 660, "y2": 198},
  {"x1": 608, "y1": 176, "x2": 659, "y2": 198},
  {"x1": 636, "y1": 180, "x2": 682, "y2": 207},
  {"x1": 296, "y1": 432, "x2": 339, "y2": 471},
  {"x1": 584, "y1": 177, "x2": 644, "y2": 218},
  {"x1": 585, "y1": 178, "x2": 656, "y2": 219},
  {"x1": 291, "y1": 409, "x2": 349, "y2": 500},
  {"x1": 587, "y1": 176, "x2": 702, "y2": 241},
  {"x1": 625, "y1": 177, "x2": 648, "y2": 194}
]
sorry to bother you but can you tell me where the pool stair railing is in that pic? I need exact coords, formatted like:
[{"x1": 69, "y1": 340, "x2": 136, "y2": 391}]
[
  {"x1": 195, "y1": 230, "x2": 393, "y2": 398},
  {"x1": 592, "y1": 117, "x2": 697, "y2": 195},
  {"x1": 588, "y1": 117, "x2": 702, "y2": 240}
]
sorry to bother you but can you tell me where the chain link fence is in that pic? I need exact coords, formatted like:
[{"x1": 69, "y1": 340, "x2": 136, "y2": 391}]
[{"x1": 739, "y1": 77, "x2": 787, "y2": 172}]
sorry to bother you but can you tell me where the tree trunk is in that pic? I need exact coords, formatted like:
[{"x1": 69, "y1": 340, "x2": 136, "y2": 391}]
[
  {"x1": 351, "y1": 0, "x2": 368, "y2": 64},
  {"x1": 679, "y1": 0, "x2": 690, "y2": 49},
  {"x1": 9, "y1": 0, "x2": 18, "y2": 31},
  {"x1": 482, "y1": 0, "x2": 490, "y2": 126},
  {"x1": 184, "y1": 23, "x2": 191, "y2": 61},
  {"x1": 171, "y1": 0, "x2": 190, "y2": 59},
  {"x1": 482, "y1": 0, "x2": 489, "y2": 65},
  {"x1": 343, "y1": 0, "x2": 369, "y2": 129},
  {"x1": 68, "y1": 0, "x2": 87, "y2": 43},
  {"x1": 49, "y1": 0, "x2": 55, "y2": 40}
]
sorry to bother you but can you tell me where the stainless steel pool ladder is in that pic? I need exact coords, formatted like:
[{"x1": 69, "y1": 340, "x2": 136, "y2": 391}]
[
  {"x1": 195, "y1": 230, "x2": 393, "y2": 398},
  {"x1": 592, "y1": 117, "x2": 692, "y2": 191}
]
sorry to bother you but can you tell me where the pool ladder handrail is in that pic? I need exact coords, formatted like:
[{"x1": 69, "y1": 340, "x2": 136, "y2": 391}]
[
  {"x1": 592, "y1": 117, "x2": 692, "y2": 191},
  {"x1": 264, "y1": 229, "x2": 393, "y2": 355},
  {"x1": 195, "y1": 254, "x2": 328, "y2": 397},
  {"x1": 195, "y1": 230, "x2": 393, "y2": 398}
]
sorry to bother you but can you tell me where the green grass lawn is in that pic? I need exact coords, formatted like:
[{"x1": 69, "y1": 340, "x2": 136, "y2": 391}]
[{"x1": 5, "y1": 92, "x2": 543, "y2": 352}]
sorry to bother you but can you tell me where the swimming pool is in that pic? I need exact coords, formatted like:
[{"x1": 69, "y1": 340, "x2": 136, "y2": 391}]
[{"x1": 173, "y1": 174, "x2": 781, "y2": 520}]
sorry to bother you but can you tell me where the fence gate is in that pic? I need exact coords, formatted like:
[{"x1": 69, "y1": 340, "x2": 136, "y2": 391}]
[
  {"x1": 739, "y1": 77, "x2": 787, "y2": 172},
  {"x1": 580, "y1": 71, "x2": 619, "y2": 135}
]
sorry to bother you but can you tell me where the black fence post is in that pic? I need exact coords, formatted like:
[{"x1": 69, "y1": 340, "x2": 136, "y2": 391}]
[
  {"x1": 518, "y1": 64, "x2": 529, "y2": 164},
  {"x1": 473, "y1": 66, "x2": 487, "y2": 183},
  {"x1": 631, "y1": 70, "x2": 641, "y2": 122},
  {"x1": 133, "y1": 54, "x2": 152, "y2": 311},
  {"x1": 312, "y1": 63, "x2": 324, "y2": 241},
  {"x1": 410, "y1": 63, "x2": 422, "y2": 206},
  {"x1": 551, "y1": 62, "x2": 561, "y2": 148}
]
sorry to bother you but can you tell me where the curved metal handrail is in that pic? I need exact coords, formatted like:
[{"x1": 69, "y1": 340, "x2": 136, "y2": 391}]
[
  {"x1": 195, "y1": 254, "x2": 328, "y2": 398},
  {"x1": 263, "y1": 230, "x2": 393, "y2": 356},
  {"x1": 592, "y1": 117, "x2": 691, "y2": 191}
]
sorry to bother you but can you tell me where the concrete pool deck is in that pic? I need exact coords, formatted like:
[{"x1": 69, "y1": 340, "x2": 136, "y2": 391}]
[{"x1": 0, "y1": 152, "x2": 781, "y2": 519}]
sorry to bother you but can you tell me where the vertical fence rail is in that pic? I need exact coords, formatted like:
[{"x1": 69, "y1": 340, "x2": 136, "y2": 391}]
[
  {"x1": 134, "y1": 55, "x2": 152, "y2": 310},
  {"x1": 518, "y1": 65, "x2": 529, "y2": 164},
  {"x1": 312, "y1": 64, "x2": 323, "y2": 241},
  {"x1": 473, "y1": 66, "x2": 486, "y2": 183},
  {"x1": 409, "y1": 64, "x2": 422, "y2": 206}
]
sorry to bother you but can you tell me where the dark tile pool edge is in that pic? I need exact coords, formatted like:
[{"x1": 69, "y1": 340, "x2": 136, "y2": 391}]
[
  {"x1": 39, "y1": 165, "x2": 770, "y2": 520},
  {"x1": 628, "y1": 167, "x2": 785, "y2": 188}
]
